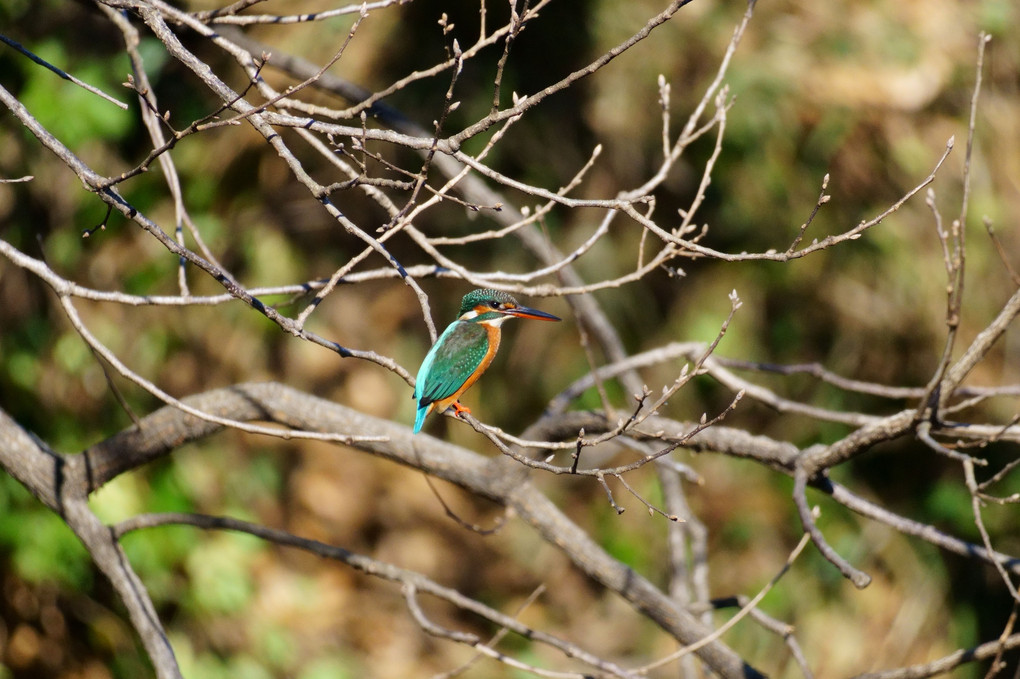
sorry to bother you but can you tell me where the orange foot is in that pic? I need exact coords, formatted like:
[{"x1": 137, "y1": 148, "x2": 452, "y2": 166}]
[{"x1": 451, "y1": 402, "x2": 472, "y2": 418}]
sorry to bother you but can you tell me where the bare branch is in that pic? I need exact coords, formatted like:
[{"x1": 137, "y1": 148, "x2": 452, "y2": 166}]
[{"x1": 0, "y1": 32, "x2": 128, "y2": 109}]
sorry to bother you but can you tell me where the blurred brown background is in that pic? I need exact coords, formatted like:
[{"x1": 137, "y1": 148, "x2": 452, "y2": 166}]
[{"x1": 1, "y1": 0, "x2": 1019, "y2": 677}]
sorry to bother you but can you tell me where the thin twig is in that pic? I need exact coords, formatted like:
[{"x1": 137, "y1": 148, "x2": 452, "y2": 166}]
[
  {"x1": 640, "y1": 530, "x2": 812, "y2": 671},
  {"x1": 0, "y1": 32, "x2": 127, "y2": 109}
]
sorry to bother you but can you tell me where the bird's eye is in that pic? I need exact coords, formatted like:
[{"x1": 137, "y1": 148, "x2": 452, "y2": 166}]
[{"x1": 489, "y1": 300, "x2": 501, "y2": 309}]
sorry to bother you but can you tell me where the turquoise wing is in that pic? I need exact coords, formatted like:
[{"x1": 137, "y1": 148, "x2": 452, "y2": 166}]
[{"x1": 414, "y1": 321, "x2": 489, "y2": 408}]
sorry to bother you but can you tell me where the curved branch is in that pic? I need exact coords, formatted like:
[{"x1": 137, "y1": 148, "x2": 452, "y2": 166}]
[
  {"x1": 114, "y1": 512, "x2": 639, "y2": 679},
  {"x1": 79, "y1": 382, "x2": 762, "y2": 679},
  {"x1": 0, "y1": 410, "x2": 182, "y2": 679}
]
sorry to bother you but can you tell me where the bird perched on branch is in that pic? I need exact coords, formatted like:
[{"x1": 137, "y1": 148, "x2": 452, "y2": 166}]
[{"x1": 413, "y1": 289, "x2": 561, "y2": 433}]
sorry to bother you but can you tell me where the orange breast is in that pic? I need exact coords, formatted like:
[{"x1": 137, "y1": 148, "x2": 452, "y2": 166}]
[{"x1": 432, "y1": 324, "x2": 501, "y2": 412}]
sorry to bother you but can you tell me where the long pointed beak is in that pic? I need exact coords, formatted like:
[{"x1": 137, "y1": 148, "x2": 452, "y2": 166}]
[{"x1": 503, "y1": 305, "x2": 561, "y2": 322}]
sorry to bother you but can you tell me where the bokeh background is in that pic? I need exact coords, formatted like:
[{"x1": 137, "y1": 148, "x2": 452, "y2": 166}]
[{"x1": 1, "y1": 0, "x2": 1019, "y2": 677}]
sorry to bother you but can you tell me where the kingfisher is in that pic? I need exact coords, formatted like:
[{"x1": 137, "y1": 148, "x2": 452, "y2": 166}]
[{"x1": 413, "y1": 289, "x2": 561, "y2": 433}]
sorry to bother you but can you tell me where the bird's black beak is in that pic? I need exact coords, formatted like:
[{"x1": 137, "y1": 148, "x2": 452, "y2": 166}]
[{"x1": 502, "y1": 305, "x2": 561, "y2": 322}]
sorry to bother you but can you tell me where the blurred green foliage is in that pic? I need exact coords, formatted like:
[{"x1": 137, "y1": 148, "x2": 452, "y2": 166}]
[{"x1": 16, "y1": 42, "x2": 133, "y2": 147}]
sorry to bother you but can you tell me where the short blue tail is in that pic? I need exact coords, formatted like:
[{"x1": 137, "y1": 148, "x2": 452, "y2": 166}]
[{"x1": 413, "y1": 403, "x2": 429, "y2": 433}]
